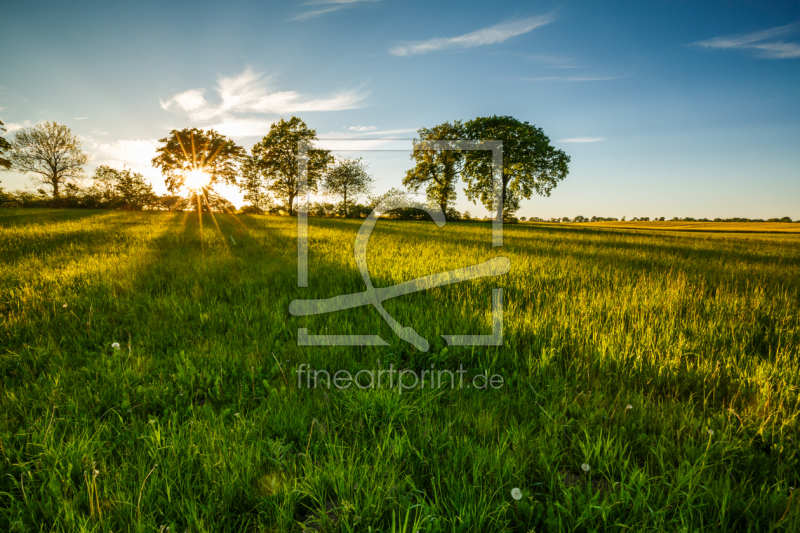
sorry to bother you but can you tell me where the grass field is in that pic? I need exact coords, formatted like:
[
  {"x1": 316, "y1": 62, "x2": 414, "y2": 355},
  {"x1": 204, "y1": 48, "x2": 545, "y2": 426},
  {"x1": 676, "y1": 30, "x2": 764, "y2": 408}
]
[
  {"x1": 1, "y1": 208, "x2": 799, "y2": 532},
  {"x1": 571, "y1": 221, "x2": 800, "y2": 234}
]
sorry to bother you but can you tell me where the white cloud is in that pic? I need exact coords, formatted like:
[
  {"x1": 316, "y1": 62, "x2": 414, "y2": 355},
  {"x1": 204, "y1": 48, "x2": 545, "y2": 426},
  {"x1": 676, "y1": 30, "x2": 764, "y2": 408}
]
[
  {"x1": 346, "y1": 125, "x2": 377, "y2": 131},
  {"x1": 4, "y1": 120, "x2": 32, "y2": 133},
  {"x1": 390, "y1": 15, "x2": 554, "y2": 57},
  {"x1": 693, "y1": 22, "x2": 800, "y2": 59},
  {"x1": 74, "y1": 117, "x2": 90, "y2": 120},
  {"x1": 291, "y1": 0, "x2": 380, "y2": 21},
  {"x1": 83, "y1": 138, "x2": 165, "y2": 191},
  {"x1": 557, "y1": 137, "x2": 605, "y2": 143},
  {"x1": 160, "y1": 68, "x2": 368, "y2": 123}
]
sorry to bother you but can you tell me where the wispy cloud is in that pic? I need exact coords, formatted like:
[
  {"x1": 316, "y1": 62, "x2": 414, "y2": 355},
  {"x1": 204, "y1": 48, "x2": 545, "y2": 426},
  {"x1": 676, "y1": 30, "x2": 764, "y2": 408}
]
[
  {"x1": 390, "y1": 15, "x2": 554, "y2": 57},
  {"x1": 346, "y1": 125, "x2": 377, "y2": 132},
  {"x1": 523, "y1": 75, "x2": 628, "y2": 81},
  {"x1": 160, "y1": 68, "x2": 368, "y2": 136},
  {"x1": 74, "y1": 117, "x2": 89, "y2": 120},
  {"x1": 291, "y1": 0, "x2": 380, "y2": 21},
  {"x1": 692, "y1": 22, "x2": 800, "y2": 59},
  {"x1": 557, "y1": 137, "x2": 605, "y2": 143}
]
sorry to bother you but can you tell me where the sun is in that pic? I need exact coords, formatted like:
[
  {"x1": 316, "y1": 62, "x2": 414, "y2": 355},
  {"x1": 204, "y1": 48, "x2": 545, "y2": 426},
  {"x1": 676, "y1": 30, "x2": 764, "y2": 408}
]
[{"x1": 184, "y1": 168, "x2": 210, "y2": 192}]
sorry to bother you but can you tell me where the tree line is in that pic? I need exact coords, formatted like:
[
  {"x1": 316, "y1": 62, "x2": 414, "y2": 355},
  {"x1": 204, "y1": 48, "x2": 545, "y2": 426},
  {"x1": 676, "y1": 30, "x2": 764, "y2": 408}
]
[{"x1": 0, "y1": 116, "x2": 572, "y2": 221}]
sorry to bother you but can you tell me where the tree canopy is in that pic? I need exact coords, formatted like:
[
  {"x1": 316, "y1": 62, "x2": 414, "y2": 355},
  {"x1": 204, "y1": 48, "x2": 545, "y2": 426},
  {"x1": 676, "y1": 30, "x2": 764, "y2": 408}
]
[
  {"x1": 239, "y1": 155, "x2": 274, "y2": 213},
  {"x1": 8, "y1": 121, "x2": 90, "y2": 197},
  {"x1": 0, "y1": 120, "x2": 12, "y2": 171},
  {"x1": 249, "y1": 117, "x2": 332, "y2": 216},
  {"x1": 88, "y1": 165, "x2": 157, "y2": 210},
  {"x1": 323, "y1": 157, "x2": 374, "y2": 217},
  {"x1": 403, "y1": 121, "x2": 465, "y2": 219},
  {"x1": 151, "y1": 128, "x2": 246, "y2": 194},
  {"x1": 462, "y1": 116, "x2": 570, "y2": 219}
]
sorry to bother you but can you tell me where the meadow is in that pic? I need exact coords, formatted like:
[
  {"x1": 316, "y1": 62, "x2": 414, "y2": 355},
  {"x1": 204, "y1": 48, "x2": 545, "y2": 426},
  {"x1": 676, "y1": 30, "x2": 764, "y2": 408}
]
[{"x1": 1, "y1": 208, "x2": 799, "y2": 532}]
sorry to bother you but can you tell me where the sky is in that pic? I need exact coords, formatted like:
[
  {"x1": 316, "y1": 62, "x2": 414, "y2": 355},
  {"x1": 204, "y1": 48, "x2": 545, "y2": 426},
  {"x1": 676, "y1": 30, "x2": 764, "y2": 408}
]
[{"x1": 1, "y1": 0, "x2": 799, "y2": 219}]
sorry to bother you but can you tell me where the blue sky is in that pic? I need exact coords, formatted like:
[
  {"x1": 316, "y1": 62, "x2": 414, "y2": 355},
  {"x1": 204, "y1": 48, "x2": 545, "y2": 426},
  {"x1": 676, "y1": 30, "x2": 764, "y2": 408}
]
[{"x1": 1, "y1": 0, "x2": 799, "y2": 219}]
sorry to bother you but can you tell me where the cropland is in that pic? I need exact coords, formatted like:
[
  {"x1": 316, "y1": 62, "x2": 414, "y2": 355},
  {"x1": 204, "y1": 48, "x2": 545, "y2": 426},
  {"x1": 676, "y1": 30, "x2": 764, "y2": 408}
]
[{"x1": 1, "y1": 208, "x2": 799, "y2": 532}]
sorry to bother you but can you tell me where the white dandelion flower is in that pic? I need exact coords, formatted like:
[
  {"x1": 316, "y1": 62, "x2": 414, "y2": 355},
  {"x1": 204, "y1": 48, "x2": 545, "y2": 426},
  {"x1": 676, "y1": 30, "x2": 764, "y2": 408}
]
[
  {"x1": 581, "y1": 463, "x2": 590, "y2": 473},
  {"x1": 626, "y1": 404, "x2": 633, "y2": 410},
  {"x1": 708, "y1": 429, "x2": 714, "y2": 436},
  {"x1": 511, "y1": 488, "x2": 522, "y2": 500},
  {"x1": 111, "y1": 342, "x2": 120, "y2": 350}
]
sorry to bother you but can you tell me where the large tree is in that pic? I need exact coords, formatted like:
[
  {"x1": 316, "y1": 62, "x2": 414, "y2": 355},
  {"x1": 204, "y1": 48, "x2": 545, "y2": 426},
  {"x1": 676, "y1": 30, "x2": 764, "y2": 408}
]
[
  {"x1": 8, "y1": 121, "x2": 90, "y2": 197},
  {"x1": 0, "y1": 120, "x2": 12, "y2": 171},
  {"x1": 463, "y1": 116, "x2": 570, "y2": 220},
  {"x1": 323, "y1": 157, "x2": 374, "y2": 217},
  {"x1": 151, "y1": 128, "x2": 245, "y2": 194},
  {"x1": 403, "y1": 121, "x2": 465, "y2": 219},
  {"x1": 250, "y1": 117, "x2": 332, "y2": 216}
]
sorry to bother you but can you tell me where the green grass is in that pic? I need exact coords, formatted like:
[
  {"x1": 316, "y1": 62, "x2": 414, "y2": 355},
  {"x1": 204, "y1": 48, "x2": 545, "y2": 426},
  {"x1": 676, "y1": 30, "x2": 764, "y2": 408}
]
[{"x1": 1, "y1": 208, "x2": 799, "y2": 532}]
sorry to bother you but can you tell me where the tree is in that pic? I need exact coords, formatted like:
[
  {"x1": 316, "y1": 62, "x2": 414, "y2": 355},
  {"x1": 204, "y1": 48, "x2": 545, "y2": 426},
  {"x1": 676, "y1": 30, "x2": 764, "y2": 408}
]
[
  {"x1": 250, "y1": 117, "x2": 332, "y2": 216},
  {"x1": 8, "y1": 122, "x2": 90, "y2": 197},
  {"x1": 323, "y1": 157, "x2": 374, "y2": 217},
  {"x1": 89, "y1": 165, "x2": 156, "y2": 209},
  {"x1": 239, "y1": 155, "x2": 274, "y2": 213},
  {"x1": 151, "y1": 128, "x2": 245, "y2": 195},
  {"x1": 0, "y1": 120, "x2": 12, "y2": 171},
  {"x1": 462, "y1": 116, "x2": 570, "y2": 220},
  {"x1": 403, "y1": 121, "x2": 465, "y2": 219}
]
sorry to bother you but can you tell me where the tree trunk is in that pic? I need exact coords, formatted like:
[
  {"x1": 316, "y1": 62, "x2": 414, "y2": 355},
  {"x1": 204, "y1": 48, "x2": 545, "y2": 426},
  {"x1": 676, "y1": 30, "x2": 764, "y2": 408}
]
[
  {"x1": 440, "y1": 201, "x2": 447, "y2": 220},
  {"x1": 343, "y1": 188, "x2": 348, "y2": 217},
  {"x1": 52, "y1": 178, "x2": 60, "y2": 198},
  {"x1": 496, "y1": 176, "x2": 508, "y2": 222},
  {"x1": 287, "y1": 192, "x2": 295, "y2": 216}
]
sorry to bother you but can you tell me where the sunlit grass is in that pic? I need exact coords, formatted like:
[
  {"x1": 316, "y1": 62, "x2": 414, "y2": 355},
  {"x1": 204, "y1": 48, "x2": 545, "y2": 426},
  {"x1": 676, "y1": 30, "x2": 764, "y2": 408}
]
[{"x1": 1, "y1": 209, "x2": 799, "y2": 532}]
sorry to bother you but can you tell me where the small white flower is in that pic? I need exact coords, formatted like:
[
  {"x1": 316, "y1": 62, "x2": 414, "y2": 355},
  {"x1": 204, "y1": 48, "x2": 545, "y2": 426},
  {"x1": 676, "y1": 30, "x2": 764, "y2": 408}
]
[
  {"x1": 581, "y1": 463, "x2": 590, "y2": 473},
  {"x1": 62, "y1": 304, "x2": 68, "y2": 308},
  {"x1": 111, "y1": 342, "x2": 120, "y2": 350},
  {"x1": 511, "y1": 487, "x2": 522, "y2": 500},
  {"x1": 626, "y1": 404, "x2": 633, "y2": 410},
  {"x1": 708, "y1": 429, "x2": 714, "y2": 436}
]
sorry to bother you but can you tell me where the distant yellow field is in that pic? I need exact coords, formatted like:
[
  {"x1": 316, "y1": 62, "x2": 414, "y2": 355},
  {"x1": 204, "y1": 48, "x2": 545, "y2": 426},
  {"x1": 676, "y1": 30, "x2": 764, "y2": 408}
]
[{"x1": 569, "y1": 220, "x2": 800, "y2": 233}]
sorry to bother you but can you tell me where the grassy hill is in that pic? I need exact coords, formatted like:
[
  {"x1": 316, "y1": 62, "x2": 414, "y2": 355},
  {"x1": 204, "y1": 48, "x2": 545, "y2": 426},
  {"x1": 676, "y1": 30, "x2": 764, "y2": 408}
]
[{"x1": 1, "y1": 209, "x2": 799, "y2": 532}]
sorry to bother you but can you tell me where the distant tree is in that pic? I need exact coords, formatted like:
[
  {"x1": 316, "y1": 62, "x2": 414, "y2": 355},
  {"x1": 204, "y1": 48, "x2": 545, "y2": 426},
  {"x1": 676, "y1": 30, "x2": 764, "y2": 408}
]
[
  {"x1": 403, "y1": 121, "x2": 465, "y2": 219},
  {"x1": 519, "y1": 216, "x2": 527, "y2": 221},
  {"x1": 0, "y1": 120, "x2": 12, "y2": 171},
  {"x1": 152, "y1": 128, "x2": 245, "y2": 196},
  {"x1": 239, "y1": 155, "x2": 274, "y2": 212},
  {"x1": 323, "y1": 157, "x2": 374, "y2": 217},
  {"x1": 249, "y1": 118, "x2": 331, "y2": 216},
  {"x1": 780, "y1": 216, "x2": 793, "y2": 223},
  {"x1": 463, "y1": 116, "x2": 569, "y2": 220},
  {"x1": 8, "y1": 122, "x2": 90, "y2": 197},
  {"x1": 463, "y1": 210, "x2": 472, "y2": 220},
  {"x1": 89, "y1": 165, "x2": 156, "y2": 209}
]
